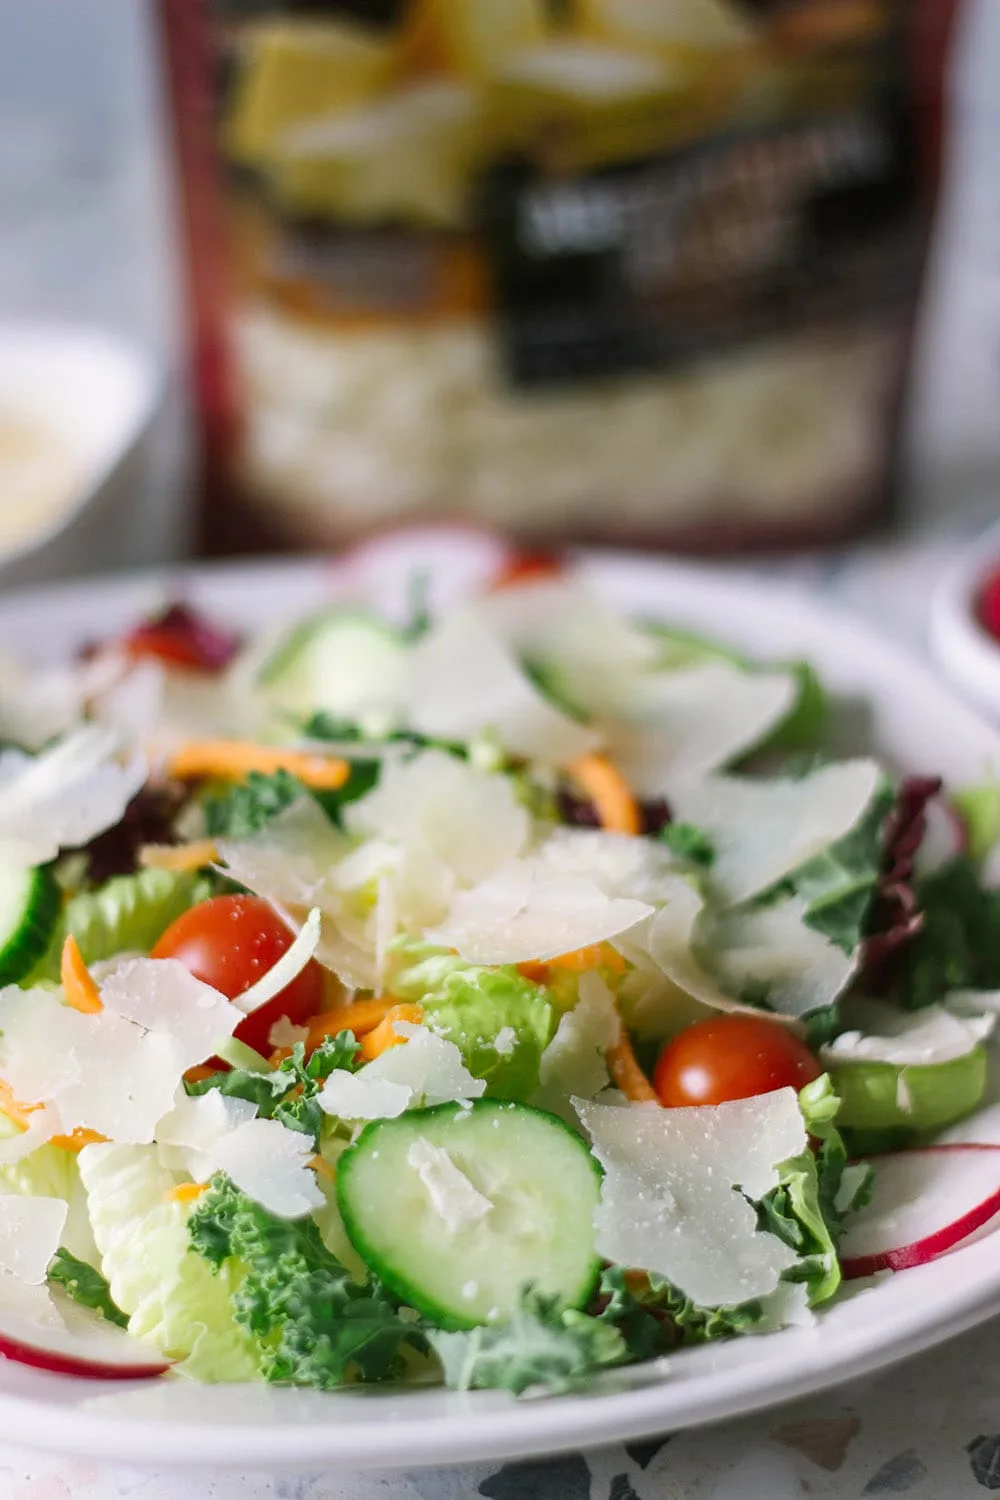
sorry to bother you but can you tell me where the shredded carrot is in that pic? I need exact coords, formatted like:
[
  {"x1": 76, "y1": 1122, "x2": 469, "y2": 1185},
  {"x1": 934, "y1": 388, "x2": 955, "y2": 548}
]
[
  {"x1": 50, "y1": 1129, "x2": 108, "y2": 1152},
  {"x1": 165, "y1": 1182, "x2": 210, "y2": 1205},
  {"x1": 167, "y1": 740, "x2": 350, "y2": 791},
  {"x1": 268, "y1": 1046, "x2": 294, "y2": 1067},
  {"x1": 0, "y1": 1078, "x2": 38, "y2": 1130},
  {"x1": 517, "y1": 942, "x2": 626, "y2": 984},
  {"x1": 140, "y1": 839, "x2": 219, "y2": 873},
  {"x1": 309, "y1": 1154, "x2": 335, "y2": 1183},
  {"x1": 60, "y1": 935, "x2": 103, "y2": 1015},
  {"x1": 183, "y1": 1064, "x2": 218, "y2": 1086},
  {"x1": 551, "y1": 942, "x2": 626, "y2": 975},
  {"x1": 565, "y1": 753, "x2": 641, "y2": 837},
  {"x1": 516, "y1": 960, "x2": 549, "y2": 983},
  {"x1": 359, "y1": 1003, "x2": 424, "y2": 1062},
  {"x1": 607, "y1": 1032, "x2": 659, "y2": 1104},
  {"x1": 305, "y1": 997, "x2": 398, "y2": 1054}
]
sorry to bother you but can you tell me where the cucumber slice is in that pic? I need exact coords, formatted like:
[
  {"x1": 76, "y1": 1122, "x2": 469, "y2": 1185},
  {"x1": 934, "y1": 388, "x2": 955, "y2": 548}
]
[
  {"x1": 337, "y1": 1099, "x2": 601, "y2": 1329},
  {"x1": 258, "y1": 610, "x2": 404, "y2": 722},
  {"x1": 0, "y1": 864, "x2": 60, "y2": 986}
]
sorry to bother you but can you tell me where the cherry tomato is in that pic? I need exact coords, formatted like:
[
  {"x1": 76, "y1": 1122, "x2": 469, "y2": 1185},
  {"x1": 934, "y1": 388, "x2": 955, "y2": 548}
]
[
  {"x1": 653, "y1": 1014, "x2": 822, "y2": 1108},
  {"x1": 123, "y1": 604, "x2": 240, "y2": 673},
  {"x1": 489, "y1": 551, "x2": 564, "y2": 591},
  {"x1": 152, "y1": 894, "x2": 324, "y2": 1055}
]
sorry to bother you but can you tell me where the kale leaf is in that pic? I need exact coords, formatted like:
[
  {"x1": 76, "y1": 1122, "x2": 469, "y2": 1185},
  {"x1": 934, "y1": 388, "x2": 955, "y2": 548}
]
[{"x1": 48, "y1": 1248, "x2": 128, "y2": 1328}]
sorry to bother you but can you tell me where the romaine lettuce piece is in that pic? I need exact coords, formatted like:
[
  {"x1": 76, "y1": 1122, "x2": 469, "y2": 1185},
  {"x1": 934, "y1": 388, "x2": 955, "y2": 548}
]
[{"x1": 391, "y1": 949, "x2": 554, "y2": 1100}]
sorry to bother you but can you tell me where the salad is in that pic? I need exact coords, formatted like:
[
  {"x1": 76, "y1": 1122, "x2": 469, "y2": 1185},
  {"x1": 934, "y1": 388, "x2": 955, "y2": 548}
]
[{"x1": 0, "y1": 560, "x2": 999, "y2": 1397}]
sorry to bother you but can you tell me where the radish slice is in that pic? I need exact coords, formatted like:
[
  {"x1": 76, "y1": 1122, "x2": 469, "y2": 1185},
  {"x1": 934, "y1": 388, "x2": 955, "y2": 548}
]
[
  {"x1": 0, "y1": 1280, "x2": 170, "y2": 1381},
  {"x1": 840, "y1": 1144, "x2": 1000, "y2": 1279},
  {"x1": 333, "y1": 526, "x2": 514, "y2": 624}
]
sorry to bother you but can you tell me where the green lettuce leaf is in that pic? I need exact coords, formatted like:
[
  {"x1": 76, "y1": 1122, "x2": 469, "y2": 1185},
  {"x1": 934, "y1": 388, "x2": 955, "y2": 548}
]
[
  {"x1": 953, "y1": 779, "x2": 1000, "y2": 864},
  {"x1": 187, "y1": 1034, "x2": 359, "y2": 1146},
  {"x1": 891, "y1": 856, "x2": 1000, "y2": 1010},
  {"x1": 47, "y1": 1248, "x2": 128, "y2": 1328},
  {"x1": 659, "y1": 822, "x2": 715, "y2": 867},
  {"x1": 754, "y1": 1074, "x2": 871, "y2": 1308},
  {"x1": 204, "y1": 769, "x2": 303, "y2": 839},
  {"x1": 779, "y1": 781, "x2": 896, "y2": 954},
  {"x1": 27, "y1": 867, "x2": 211, "y2": 982},
  {"x1": 428, "y1": 1292, "x2": 626, "y2": 1394},
  {"x1": 390, "y1": 949, "x2": 554, "y2": 1101},
  {"x1": 597, "y1": 1265, "x2": 763, "y2": 1352},
  {"x1": 188, "y1": 1175, "x2": 424, "y2": 1388}
]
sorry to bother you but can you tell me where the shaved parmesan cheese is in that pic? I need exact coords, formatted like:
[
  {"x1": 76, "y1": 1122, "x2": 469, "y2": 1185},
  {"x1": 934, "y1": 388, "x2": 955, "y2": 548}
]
[
  {"x1": 210, "y1": 1118, "x2": 324, "y2": 1219},
  {"x1": 362, "y1": 1022, "x2": 486, "y2": 1107},
  {"x1": 233, "y1": 907, "x2": 322, "y2": 1016},
  {"x1": 823, "y1": 1001, "x2": 994, "y2": 1067},
  {"x1": 707, "y1": 897, "x2": 857, "y2": 1019},
  {"x1": 493, "y1": 1026, "x2": 517, "y2": 1057},
  {"x1": 0, "y1": 1196, "x2": 67, "y2": 1283},
  {"x1": 217, "y1": 797, "x2": 347, "y2": 909},
  {"x1": 346, "y1": 749, "x2": 531, "y2": 888},
  {"x1": 268, "y1": 1016, "x2": 310, "y2": 1050},
  {"x1": 406, "y1": 1138, "x2": 493, "y2": 1234},
  {"x1": 318, "y1": 1070, "x2": 412, "y2": 1120},
  {"x1": 155, "y1": 1090, "x2": 259, "y2": 1180},
  {"x1": 608, "y1": 665, "x2": 796, "y2": 797},
  {"x1": 532, "y1": 971, "x2": 620, "y2": 1118},
  {"x1": 430, "y1": 855, "x2": 652, "y2": 966},
  {"x1": 671, "y1": 759, "x2": 882, "y2": 905},
  {"x1": 626, "y1": 881, "x2": 805, "y2": 1030},
  {"x1": 574, "y1": 1092, "x2": 805, "y2": 1306},
  {"x1": 537, "y1": 826, "x2": 680, "y2": 904},
  {"x1": 403, "y1": 612, "x2": 598, "y2": 764},
  {"x1": 0, "y1": 657, "x2": 91, "y2": 751},
  {"x1": 476, "y1": 580, "x2": 659, "y2": 720},
  {"x1": 0, "y1": 961, "x2": 241, "y2": 1147},
  {"x1": 0, "y1": 725, "x2": 147, "y2": 866}
]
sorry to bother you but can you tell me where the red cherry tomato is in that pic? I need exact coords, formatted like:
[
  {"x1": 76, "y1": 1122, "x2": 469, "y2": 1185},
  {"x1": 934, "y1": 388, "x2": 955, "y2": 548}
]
[
  {"x1": 124, "y1": 604, "x2": 240, "y2": 673},
  {"x1": 152, "y1": 894, "x2": 324, "y2": 1056},
  {"x1": 653, "y1": 1014, "x2": 822, "y2": 1108},
  {"x1": 489, "y1": 551, "x2": 564, "y2": 591}
]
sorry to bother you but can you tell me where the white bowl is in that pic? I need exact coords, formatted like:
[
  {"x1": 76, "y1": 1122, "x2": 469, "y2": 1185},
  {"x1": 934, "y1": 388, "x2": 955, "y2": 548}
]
[
  {"x1": 0, "y1": 323, "x2": 161, "y2": 588},
  {"x1": 929, "y1": 518, "x2": 1000, "y2": 719}
]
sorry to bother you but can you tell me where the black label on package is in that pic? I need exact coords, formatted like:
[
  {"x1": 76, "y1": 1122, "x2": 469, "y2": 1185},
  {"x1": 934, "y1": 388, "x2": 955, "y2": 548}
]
[{"x1": 478, "y1": 107, "x2": 923, "y2": 388}]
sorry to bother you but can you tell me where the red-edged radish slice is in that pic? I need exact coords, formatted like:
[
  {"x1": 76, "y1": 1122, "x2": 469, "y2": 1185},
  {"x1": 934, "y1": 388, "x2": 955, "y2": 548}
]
[
  {"x1": 0, "y1": 1281, "x2": 170, "y2": 1381},
  {"x1": 331, "y1": 525, "x2": 515, "y2": 622},
  {"x1": 840, "y1": 1144, "x2": 1000, "y2": 1279}
]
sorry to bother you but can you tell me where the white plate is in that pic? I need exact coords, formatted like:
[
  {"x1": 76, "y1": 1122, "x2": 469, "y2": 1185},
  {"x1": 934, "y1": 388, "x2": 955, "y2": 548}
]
[{"x1": 1, "y1": 539, "x2": 1000, "y2": 1473}]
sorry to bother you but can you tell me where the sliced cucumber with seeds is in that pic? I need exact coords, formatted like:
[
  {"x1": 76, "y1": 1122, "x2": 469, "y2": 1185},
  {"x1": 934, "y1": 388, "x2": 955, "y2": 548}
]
[
  {"x1": 258, "y1": 610, "x2": 404, "y2": 723},
  {"x1": 0, "y1": 864, "x2": 61, "y2": 985},
  {"x1": 337, "y1": 1099, "x2": 601, "y2": 1330}
]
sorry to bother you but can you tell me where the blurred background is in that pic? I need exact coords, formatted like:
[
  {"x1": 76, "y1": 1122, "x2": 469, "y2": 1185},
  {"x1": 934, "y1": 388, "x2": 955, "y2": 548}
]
[{"x1": 0, "y1": 0, "x2": 998, "y2": 585}]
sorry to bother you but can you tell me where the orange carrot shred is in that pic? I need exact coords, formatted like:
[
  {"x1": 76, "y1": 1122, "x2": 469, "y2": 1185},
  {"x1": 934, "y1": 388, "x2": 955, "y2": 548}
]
[
  {"x1": 565, "y1": 753, "x2": 641, "y2": 837},
  {"x1": 305, "y1": 997, "x2": 397, "y2": 1054},
  {"x1": 515, "y1": 960, "x2": 550, "y2": 983},
  {"x1": 167, "y1": 740, "x2": 350, "y2": 791},
  {"x1": 518, "y1": 943, "x2": 626, "y2": 983},
  {"x1": 60, "y1": 935, "x2": 103, "y2": 1015},
  {"x1": 183, "y1": 1064, "x2": 218, "y2": 1086},
  {"x1": 309, "y1": 1154, "x2": 335, "y2": 1183},
  {"x1": 50, "y1": 1129, "x2": 108, "y2": 1152},
  {"x1": 165, "y1": 1182, "x2": 210, "y2": 1205},
  {"x1": 0, "y1": 1079, "x2": 39, "y2": 1130},
  {"x1": 607, "y1": 1032, "x2": 659, "y2": 1104},
  {"x1": 359, "y1": 1004, "x2": 423, "y2": 1062},
  {"x1": 140, "y1": 839, "x2": 219, "y2": 872}
]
